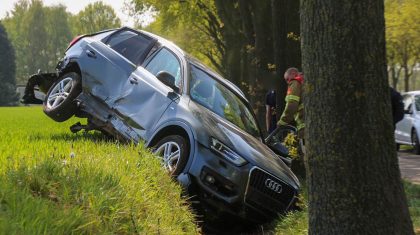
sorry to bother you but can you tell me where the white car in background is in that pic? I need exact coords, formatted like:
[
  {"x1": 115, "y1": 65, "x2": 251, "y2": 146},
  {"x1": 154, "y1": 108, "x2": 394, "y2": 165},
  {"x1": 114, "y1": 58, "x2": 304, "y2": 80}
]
[{"x1": 395, "y1": 91, "x2": 420, "y2": 154}]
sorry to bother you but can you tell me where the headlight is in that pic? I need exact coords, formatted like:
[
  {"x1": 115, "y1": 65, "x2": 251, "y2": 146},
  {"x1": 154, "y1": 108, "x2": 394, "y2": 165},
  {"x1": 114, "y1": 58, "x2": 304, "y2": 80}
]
[{"x1": 210, "y1": 138, "x2": 247, "y2": 166}]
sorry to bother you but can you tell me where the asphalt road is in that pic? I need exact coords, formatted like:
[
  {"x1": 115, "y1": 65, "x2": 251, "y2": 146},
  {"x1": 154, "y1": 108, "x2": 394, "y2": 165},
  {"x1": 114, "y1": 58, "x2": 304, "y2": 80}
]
[{"x1": 399, "y1": 150, "x2": 420, "y2": 184}]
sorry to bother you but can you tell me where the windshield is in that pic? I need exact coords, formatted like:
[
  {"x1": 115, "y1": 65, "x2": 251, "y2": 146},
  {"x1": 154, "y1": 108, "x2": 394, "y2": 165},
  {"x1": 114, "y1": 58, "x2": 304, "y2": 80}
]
[{"x1": 189, "y1": 65, "x2": 260, "y2": 137}]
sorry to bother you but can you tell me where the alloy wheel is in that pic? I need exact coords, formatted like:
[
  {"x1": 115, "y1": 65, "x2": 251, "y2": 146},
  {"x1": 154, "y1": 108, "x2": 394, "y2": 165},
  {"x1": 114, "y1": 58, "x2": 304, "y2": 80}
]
[
  {"x1": 46, "y1": 77, "x2": 73, "y2": 109},
  {"x1": 154, "y1": 141, "x2": 181, "y2": 173}
]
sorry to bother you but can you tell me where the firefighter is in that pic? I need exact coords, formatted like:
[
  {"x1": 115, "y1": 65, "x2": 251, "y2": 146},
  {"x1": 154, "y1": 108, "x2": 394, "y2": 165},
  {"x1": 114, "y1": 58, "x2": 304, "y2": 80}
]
[{"x1": 277, "y1": 67, "x2": 304, "y2": 138}]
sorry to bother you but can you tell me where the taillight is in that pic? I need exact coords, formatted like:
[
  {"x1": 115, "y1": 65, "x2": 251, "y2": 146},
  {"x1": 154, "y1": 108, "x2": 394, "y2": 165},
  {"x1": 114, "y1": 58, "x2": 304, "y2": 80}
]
[{"x1": 66, "y1": 35, "x2": 85, "y2": 50}]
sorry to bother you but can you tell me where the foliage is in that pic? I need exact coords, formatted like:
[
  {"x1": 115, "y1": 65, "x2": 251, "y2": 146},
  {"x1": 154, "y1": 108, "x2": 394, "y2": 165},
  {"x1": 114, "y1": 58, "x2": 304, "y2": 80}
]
[
  {"x1": 385, "y1": 0, "x2": 420, "y2": 90},
  {"x1": 21, "y1": 0, "x2": 48, "y2": 76},
  {"x1": 127, "y1": 0, "x2": 221, "y2": 72},
  {"x1": 0, "y1": 107, "x2": 198, "y2": 234},
  {"x1": 2, "y1": 0, "x2": 121, "y2": 84},
  {"x1": 44, "y1": 5, "x2": 73, "y2": 68},
  {"x1": 70, "y1": 1, "x2": 121, "y2": 35},
  {"x1": 127, "y1": 0, "x2": 301, "y2": 130},
  {"x1": 283, "y1": 132, "x2": 299, "y2": 160},
  {"x1": 0, "y1": 22, "x2": 18, "y2": 106}
]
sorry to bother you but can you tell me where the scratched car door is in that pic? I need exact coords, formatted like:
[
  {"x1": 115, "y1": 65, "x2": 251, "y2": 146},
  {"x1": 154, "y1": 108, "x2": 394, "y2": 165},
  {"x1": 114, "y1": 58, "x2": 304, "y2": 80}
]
[
  {"x1": 113, "y1": 47, "x2": 182, "y2": 139},
  {"x1": 79, "y1": 29, "x2": 155, "y2": 107}
]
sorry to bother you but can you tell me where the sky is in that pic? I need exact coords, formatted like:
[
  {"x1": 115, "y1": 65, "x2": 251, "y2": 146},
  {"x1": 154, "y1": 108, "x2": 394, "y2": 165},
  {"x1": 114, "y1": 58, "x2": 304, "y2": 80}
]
[{"x1": 0, "y1": 0, "x2": 140, "y2": 27}]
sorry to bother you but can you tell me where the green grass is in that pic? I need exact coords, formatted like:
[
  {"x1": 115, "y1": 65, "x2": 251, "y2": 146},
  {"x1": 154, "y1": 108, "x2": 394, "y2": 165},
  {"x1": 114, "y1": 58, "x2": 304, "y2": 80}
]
[
  {"x1": 3, "y1": 106, "x2": 420, "y2": 234},
  {"x1": 404, "y1": 181, "x2": 420, "y2": 233},
  {"x1": 0, "y1": 107, "x2": 199, "y2": 234}
]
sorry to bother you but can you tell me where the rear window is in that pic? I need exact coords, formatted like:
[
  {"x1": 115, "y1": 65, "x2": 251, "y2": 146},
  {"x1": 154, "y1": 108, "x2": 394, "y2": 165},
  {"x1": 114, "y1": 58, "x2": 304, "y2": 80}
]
[{"x1": 106, "y1": 30, "x2": 152, "y2": 65}]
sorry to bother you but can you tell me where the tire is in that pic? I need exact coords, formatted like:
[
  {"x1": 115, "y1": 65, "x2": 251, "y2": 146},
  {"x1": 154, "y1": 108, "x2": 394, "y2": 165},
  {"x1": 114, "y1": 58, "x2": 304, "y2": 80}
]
[
  {"x1": 412, "y1": 130, "x2": 420, "y2": 155},
  {"x1": 153, "y1": 135, "x2": 189, "y2": 176},
  {"x1": 43, "y1": 72, "x2": 81, "y2": 122}
]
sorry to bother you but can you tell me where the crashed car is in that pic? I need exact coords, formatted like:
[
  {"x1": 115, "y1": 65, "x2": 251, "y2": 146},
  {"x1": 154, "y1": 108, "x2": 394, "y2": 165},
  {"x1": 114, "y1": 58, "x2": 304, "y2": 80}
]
[{"x1": 36, "y1": 27, "x2": 300, "y2": 222}]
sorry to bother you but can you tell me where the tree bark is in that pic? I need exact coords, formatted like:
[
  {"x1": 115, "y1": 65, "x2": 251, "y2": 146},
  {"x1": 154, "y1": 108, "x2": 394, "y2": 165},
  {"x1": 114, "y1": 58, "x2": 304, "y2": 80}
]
[{"x1": 300, "y1": 0, "x2": 414, "y2": 234}]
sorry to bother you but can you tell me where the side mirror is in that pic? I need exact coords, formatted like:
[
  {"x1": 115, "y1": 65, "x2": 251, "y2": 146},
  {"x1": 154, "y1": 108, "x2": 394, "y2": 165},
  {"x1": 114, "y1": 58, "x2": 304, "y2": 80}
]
[{"x1": 156, "y1": 71, "x2": 179, "y2": 93}]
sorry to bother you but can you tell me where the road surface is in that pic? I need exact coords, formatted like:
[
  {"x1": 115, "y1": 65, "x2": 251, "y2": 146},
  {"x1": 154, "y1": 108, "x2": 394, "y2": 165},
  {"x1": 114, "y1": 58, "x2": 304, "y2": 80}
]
[{"x1": 399, "y1": 150, "x2": 420, "y2": 184}]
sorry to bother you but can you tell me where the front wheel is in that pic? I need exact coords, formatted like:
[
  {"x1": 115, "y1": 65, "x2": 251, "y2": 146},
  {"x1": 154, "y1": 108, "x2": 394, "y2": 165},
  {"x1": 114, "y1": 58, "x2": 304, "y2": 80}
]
[
  {"x1": 43, "y1": 72, "x2": 81, "y2": 122},
  {"x1": 153, "y1": 135, "x2": 189, "y2": 176},
  {"x1": 412, "y1": 130, "x2": 420, "y2": 155}
]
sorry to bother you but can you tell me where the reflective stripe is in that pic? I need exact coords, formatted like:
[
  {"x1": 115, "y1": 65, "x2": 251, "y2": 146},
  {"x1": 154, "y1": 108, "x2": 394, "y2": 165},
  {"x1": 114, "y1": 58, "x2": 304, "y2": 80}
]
[
  {"x1": 298, "y1": 104, "x2": 304, "y2": 110},
  {"x1": 285, "y1": 95, "x2": 300, "y2": 103},
  {"x1": 297, "y1": 123, "x2": 305, "y2": 130},
  {"x1": 278, "y1": 119, "x2": 288, "y2": 126}
]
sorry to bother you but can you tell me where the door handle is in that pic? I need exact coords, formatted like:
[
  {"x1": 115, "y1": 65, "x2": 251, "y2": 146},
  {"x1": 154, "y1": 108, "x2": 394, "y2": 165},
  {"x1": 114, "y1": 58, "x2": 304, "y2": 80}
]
[
  {"x1": 86, "y1": 49, "x2": 96, "y2": 58},
  {"x1": 129, "y1": 77, "x2": 138, "y2": 85}
]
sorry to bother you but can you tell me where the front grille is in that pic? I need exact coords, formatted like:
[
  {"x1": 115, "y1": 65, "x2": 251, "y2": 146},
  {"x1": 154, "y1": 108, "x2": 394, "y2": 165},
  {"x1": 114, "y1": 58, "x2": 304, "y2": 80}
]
[{"x1": 245, "y1": 167, "x2": 296, "y2": 215}]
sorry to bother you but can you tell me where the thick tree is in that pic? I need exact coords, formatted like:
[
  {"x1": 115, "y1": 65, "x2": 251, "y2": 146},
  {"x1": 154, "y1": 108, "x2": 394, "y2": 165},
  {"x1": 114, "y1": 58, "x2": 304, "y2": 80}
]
[
  {"x1": 0, "y1": 22, "x2": 18, "y2": 106},
  {"x1": 301, "y1": 0, "x2": 414, "y2": 234}
]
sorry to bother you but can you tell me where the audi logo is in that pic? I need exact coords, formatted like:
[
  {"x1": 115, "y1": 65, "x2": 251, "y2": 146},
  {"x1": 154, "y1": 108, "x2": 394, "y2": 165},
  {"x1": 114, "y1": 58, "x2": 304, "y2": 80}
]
[{"x1": 265, "y1": 178, "x2": 283, "y2": 194}]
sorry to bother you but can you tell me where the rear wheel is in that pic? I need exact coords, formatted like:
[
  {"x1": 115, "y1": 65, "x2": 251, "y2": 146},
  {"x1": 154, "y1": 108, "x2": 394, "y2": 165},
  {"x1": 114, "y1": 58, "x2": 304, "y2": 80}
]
[
  {"x1": 412, "y1": 129, "x2": 420, "y2": 155},
  {"x1": 43, "y1": 72, "x2": 81, "y2": 122},
  {"x1": 153, "y1": 135, "x2": 189, "y2": 176}
]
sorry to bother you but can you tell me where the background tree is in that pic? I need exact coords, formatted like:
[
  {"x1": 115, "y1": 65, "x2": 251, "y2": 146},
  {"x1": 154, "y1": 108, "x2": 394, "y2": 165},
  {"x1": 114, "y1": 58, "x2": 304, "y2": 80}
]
[
  {"x1": 71, "y1": 1, "x2": 121, "y2": 35},
  {"x1": 301, "y1": 0, "x2": 414, "y2": 234},
  {"x1": 127, "y1": 0, "x2": 301, "y2": 131},
  {"x1": 0, "y1": 22, "x2": 18, "y2": 106},
  {"x1": 2, "y1": 0, "x2": 122, "y2": 84},
  {"x1": 44, "y1": 5, "x2": 73, "y2": 68},
  {"x1": 385, "y1": 0, "x2": 420, "y2": 91},
  {"x1": 21, "y1": 0, "x2": 48, "y2": 75},
  {"x1": 2, "y1": 0, "x2": 30, "y2": 84}
]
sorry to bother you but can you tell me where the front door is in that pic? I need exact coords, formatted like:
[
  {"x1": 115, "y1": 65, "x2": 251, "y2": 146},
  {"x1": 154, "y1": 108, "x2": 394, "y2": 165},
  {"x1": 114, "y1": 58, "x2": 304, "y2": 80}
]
[{"x1": 113, "y1": 47, "x2": 183, "y2": 139}]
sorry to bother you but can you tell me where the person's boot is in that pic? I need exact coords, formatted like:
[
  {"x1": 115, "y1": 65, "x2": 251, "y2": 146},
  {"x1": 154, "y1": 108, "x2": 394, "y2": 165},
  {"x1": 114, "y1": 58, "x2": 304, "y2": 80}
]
[{"x1": 20, "y1": 94, "x2": 43, "y2": 104}]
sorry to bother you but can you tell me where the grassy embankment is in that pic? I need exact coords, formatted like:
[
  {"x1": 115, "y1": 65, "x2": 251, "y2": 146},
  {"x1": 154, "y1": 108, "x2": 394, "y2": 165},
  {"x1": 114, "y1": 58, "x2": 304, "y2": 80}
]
[
  {"x1": 0, "y1": 107, "x2": 199, "y2": 234},
  {"x1": 1, "y1": 106, "x2": 419, "y2": 234}
]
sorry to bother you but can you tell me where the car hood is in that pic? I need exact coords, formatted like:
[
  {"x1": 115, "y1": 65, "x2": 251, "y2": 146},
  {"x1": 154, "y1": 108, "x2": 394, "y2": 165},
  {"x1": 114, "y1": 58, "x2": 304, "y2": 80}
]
[{"x1": 190, "y1": 102, "x2": 300, "y2": 189}]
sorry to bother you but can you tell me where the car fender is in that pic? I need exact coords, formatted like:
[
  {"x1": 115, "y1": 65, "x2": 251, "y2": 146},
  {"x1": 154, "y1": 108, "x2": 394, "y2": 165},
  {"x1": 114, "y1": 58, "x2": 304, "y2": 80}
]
[
  {"x1": 57, "y1": 39, "x2": 89, "y2": 75},
  {"x1": 146, "y1": 119, "x2": 197, "y2": 173}
]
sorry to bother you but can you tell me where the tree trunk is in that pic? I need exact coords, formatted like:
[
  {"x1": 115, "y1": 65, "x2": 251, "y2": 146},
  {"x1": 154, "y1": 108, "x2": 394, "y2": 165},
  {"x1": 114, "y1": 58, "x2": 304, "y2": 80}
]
[
  {"x1": 284, "y1": 0, "x2": 302, "y2": 69},
  {"x1": 271, "y1": 0, "x2": 288, "y2": 119},
  {"x1": 214, "y1": 0, "x2": 244, "y2": 86},
  {"x1": 300, "y1": 0, "x2": 414, "y2": 234}
]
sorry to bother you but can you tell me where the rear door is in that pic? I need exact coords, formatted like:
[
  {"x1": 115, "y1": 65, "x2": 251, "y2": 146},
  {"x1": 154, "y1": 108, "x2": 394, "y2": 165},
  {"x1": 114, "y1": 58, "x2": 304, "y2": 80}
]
[
  {"x1": 113, "y1": 47, "x2": 183, "y2": 139},
  {"x1": 78, "y1": 29, "x2": 156, "y2": 106}
]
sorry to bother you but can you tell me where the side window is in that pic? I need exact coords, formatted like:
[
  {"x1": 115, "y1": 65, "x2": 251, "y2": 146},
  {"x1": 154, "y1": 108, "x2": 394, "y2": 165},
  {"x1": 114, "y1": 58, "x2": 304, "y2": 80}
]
[
  {"x1": 106, "y1": 30, "x2": 152, "y2": 65},
  {"x1": 415, "y1": 96, "x2": 420, "y2": 112},
  {"x1": 403, "y1": 95, "x2": 413, "y2": 111},
  {"x1": 145, "y1": 48, "x2": 182, "y2": 88}
]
